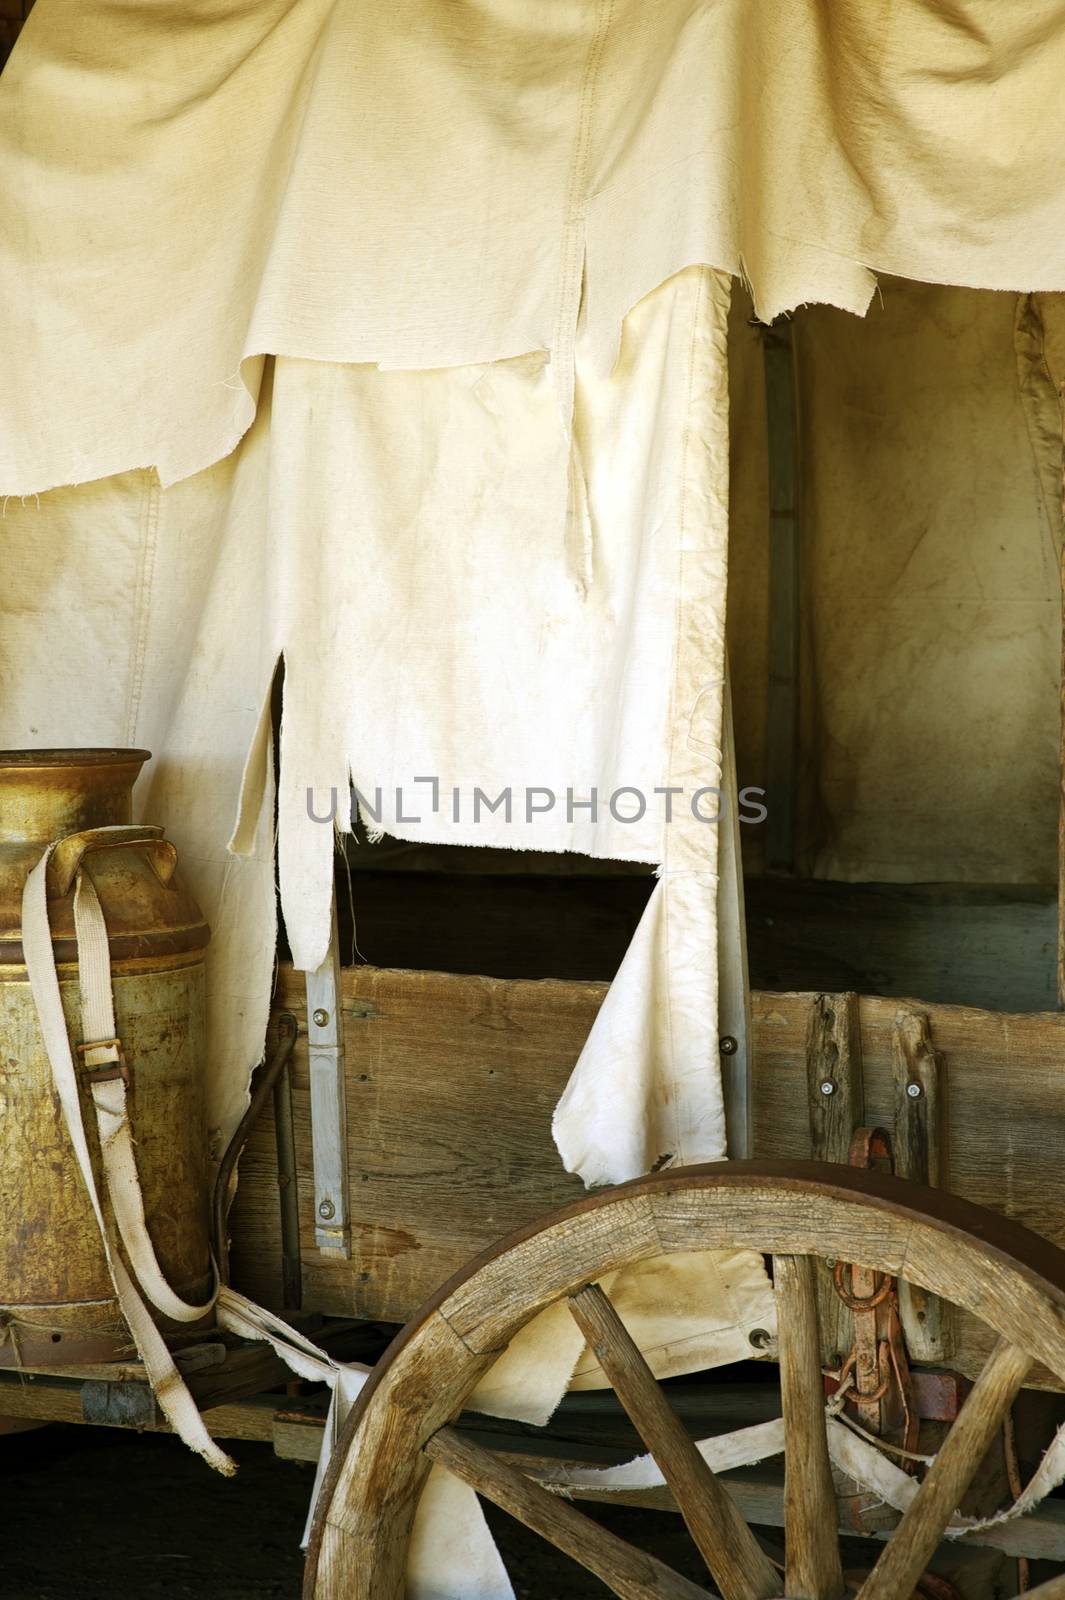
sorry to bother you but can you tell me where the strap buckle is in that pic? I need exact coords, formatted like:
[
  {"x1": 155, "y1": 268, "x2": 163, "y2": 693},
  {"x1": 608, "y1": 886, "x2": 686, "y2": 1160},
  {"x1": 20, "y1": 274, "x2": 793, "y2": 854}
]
[{"x1": 76, "y1": 1037, "x2": 130, "y2": 1086}]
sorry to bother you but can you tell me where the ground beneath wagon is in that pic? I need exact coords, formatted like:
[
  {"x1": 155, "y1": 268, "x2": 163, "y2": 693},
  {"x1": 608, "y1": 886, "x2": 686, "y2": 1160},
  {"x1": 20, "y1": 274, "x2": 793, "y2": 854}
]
[
  {"x1": 0, "y1": 1425, "x2": 728, "y2": 1599},
  {"x1": 3, "y1": 1424, "x2": 1048, "y2": 1597}
]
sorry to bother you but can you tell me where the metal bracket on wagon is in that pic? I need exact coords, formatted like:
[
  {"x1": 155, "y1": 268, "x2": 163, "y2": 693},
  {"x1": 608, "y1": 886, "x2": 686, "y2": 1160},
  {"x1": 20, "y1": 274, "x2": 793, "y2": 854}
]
[{"x1": 305, "y1": 892, "x2": 351, "y2": 1256}]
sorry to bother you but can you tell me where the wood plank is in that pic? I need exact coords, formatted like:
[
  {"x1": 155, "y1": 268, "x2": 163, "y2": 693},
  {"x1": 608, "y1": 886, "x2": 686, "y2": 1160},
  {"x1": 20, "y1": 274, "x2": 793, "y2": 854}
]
[
  {"x1": 0, "y1": 1376, "x2": 281, "y2": 1443},
  {"x1": 231, "y1": 968, "x2": 1065, "y2": 1397},
  {"x1": 805, "y1": 992, "x2": 864, "y2": 1161},
  {"x1": 307, "y1": 1160, "x2": 1065, "y2": 1598},
  {"x1": 253, "y1": 1396, "x2": 1065, "y2": 1565},
  {"x1": 858, "y1": 1340, "x2": 1033, "y2": 1600},
  {"x1": 230, "y1": 967, "x2": 590, "y2": 1320},
  {"x1": 892, "y1": 1009, "x2": 944, "y2": 1190},
  {"x1": 568, "y1": 1284, "x2": 778, "y2": 1600},
  {"x1": 542, "y1": 1464, "x2": 1065, "y2": 1564},
  {"x1": 773, "y1": 1255, "x2": 843, "y2": 1600},
  {"x1": 753, "y1": 991, "x2": 1065, "y2": 1388},
  {"x1": 425, "y1": 1425, "x2": 713, "y2": 1600}
]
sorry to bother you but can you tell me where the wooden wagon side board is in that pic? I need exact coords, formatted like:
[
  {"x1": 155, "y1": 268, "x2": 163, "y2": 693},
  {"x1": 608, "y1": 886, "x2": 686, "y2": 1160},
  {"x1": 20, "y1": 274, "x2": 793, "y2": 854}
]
[
  {"x1": 228, "y1": 966, "x2": 1065, "y2": 1386},
  {"x1": 229, "y1": 966, "x2": 594, "y2": 1323}
]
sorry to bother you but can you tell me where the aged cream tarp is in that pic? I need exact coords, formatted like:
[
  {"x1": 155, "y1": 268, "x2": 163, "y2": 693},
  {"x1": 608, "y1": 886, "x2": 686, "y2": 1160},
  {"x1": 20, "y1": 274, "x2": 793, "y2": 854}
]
[
  {"x1": 0, "y1": 258, "x2": 776, "y2": 1369},
  {"x1": 4, "y1": 0, "x2": 1065, "y2": 1150},
  {"x1": 6, "y1": 1, "x2": 1065, "y2": 1589},
  {"x1": 6, "y1": 0, "x2": 1065, "y2": 496},
  {"x1": 0, "y1": 262, "x2": 773, "y2": 1593}
]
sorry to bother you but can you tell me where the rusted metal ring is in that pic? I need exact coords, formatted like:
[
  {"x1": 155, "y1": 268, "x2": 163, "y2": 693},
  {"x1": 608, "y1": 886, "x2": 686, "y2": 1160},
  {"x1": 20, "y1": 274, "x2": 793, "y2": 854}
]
[
  {"x1": 832, "y1": 1259, "x2": 894, "y2": 1309},
  {"x1": 838, "y1": 1346, "x2": 891, "y2": 1404}
]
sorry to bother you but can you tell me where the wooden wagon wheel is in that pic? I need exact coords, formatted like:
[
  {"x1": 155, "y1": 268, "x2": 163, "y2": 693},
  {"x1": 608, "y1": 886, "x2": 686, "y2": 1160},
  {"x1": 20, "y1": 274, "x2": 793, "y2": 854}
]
[{"x1": 304, "y1": 1160, "x2": 1065, "y2": 1600}]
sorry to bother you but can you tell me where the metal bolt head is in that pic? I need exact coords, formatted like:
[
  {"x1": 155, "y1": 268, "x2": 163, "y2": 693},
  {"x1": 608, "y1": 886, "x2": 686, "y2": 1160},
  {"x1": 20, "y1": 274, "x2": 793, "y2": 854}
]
[
  {"x1": 719, "y1": 1035, "x2": 738, "y2": 1056},
  {"x1": 820, "y1": 1079, "x2": 835, "y2": 1096},
  {"x1": 312, "y1": 1008, "x2": 329, "y2": 1028},
  {"x1": 318, "y1": 1198, "x2": 336, "y2": 1221},
  {"x1": 906, "y1": 1081, "x2": 922, "y2": 1099}
]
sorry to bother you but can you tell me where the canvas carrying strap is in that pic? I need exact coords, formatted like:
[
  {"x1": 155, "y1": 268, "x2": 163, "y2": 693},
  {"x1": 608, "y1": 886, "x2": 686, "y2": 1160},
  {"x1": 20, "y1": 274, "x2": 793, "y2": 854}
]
[
  {"x1": 71, "y1": 868, "x2": 217, "y2": 1325},
  {"x1": 22, "y1": 839, "x2": 235, "y2": 1474}
]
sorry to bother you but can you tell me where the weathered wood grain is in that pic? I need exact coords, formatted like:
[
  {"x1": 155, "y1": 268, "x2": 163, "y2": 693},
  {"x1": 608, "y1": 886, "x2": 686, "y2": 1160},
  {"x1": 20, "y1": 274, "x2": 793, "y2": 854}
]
[
  {"x1": 567, "y1": 1284, "x2": 777, "y2": 1600},
  {"x1": 753, "y1": 991, "x2": 1065, "y2": 1387},
  {"x1": 306, "y1": 1305, "x2": 498, "y2": 1599},
  {"x1": 232, "y1": 970, "x2": 1065, "y2": 1395},
  {"x1": 230, "y1": 966, "x2": 590, "y2": 1319},
  {"x1": 891, "y1": 1009, "x2": 944, "y2": 1190},
  {"x1": 0, "y1": 1380, "x2": 280, "y2": 1443},
  {"x1": 427, "y1": 1425, "x2": 713, "y2": 1600},
  {"x1": 773, "y1": 1254, "x2": 843, "y2": 1600},
  {"x1": 305, "y1": 1164, "x2": 1065, "y2": 1598},
  {"x1": 805, "y1": 992, "x2": 864, "y2": 1162}
]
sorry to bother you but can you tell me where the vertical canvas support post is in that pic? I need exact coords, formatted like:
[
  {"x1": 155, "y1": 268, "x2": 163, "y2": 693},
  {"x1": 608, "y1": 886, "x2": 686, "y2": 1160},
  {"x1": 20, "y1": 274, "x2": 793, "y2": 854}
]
[
  {"x1": 305, "y1": 890, "x2": 351, "y2": 1255},
  {"x1": 763, "y1": 317, "x2": 801, "y2": 873},
  {"x1": 718, "y1": 664, "x2": 753, "y2": 1159}
]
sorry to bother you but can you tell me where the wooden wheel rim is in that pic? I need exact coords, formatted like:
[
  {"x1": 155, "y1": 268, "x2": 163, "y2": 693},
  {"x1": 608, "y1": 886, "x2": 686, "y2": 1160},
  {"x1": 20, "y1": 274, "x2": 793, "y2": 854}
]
[{"x1": 304, "y1": 1159, "x2": 1065, "y2": 1599}]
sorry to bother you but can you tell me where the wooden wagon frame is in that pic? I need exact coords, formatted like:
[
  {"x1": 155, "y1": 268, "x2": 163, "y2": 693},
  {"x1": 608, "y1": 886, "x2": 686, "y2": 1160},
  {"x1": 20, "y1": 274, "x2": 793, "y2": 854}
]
[{"x1": 6, "y1": 709, "x2": 1065, "y2": 1599}]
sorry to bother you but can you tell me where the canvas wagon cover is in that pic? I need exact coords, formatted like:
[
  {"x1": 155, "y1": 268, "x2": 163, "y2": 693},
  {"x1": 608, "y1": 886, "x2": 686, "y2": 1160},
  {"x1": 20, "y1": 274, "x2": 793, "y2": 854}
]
[{"x1": 3, "y1": 8, "x2": 1065, "y2": 1581}]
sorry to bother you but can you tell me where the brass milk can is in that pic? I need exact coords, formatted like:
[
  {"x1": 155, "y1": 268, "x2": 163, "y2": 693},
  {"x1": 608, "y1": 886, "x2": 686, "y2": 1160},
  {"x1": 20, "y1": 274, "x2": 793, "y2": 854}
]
[{"x1": 0, "y1": 749, "x2": 212, "y2": 1366}]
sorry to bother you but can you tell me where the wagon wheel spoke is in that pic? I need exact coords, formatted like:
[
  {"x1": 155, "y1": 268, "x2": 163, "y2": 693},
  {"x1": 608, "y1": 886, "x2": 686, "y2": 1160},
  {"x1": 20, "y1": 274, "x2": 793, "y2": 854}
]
[
  {"x1": 425, "y1": 1425, "x2": 713, "y2": 1600},
  {"x1": 773, "y1": 1254, "x2": 845, "y2": 1600},
  {"x1": 567, "y1": 1282, "x2": 779, "y2": 1600},
  {"x1": 1022, "y1": 1577, "x2": 1065, "y2": 1600},
  {"x1": 856, "y1": 1337, "x2": 1033, "y2": 1600},
  {"x1": 306, "y1": 1164, "x2": 1065, "y2": 1600}
]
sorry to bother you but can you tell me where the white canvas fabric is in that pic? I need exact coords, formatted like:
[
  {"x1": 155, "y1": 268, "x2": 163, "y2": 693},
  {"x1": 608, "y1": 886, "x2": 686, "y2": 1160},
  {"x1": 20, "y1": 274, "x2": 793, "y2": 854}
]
[
  {"x1": 2, "y1": 262, "x2": 780, "y2": 1587},
  {"x1": 6, "y1": 5, "x2": 1065, "y2": 1589},
  {"x1": 6, "y1": 0, "x2": 1065, "y2": 496},
  {"x1": 0, "y1": 266, "x2": 747, "y2": 1179},
  {"x1": 0, "y1": 266, "x2": 777, "y2": 1428},
  {"x1": 6, "y1": 2, "x2": 1065, "y2": 1161}
]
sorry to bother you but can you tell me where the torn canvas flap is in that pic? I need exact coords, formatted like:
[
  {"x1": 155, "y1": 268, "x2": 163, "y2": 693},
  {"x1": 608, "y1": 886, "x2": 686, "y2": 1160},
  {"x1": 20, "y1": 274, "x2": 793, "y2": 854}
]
[
  {"x1": 407, "y1": 1467, "x2": 516, "y2": 1600},
  {"x1": 8, "y1": 4, "x2": 1065, "y2": 495},
  {"x1": 0, "y1": 266, "x2": 777, "y2": 1428},
  {"x1": 0, "y1": 268, "x2": 739, "y2": 1174},
  {"x1": 0, "y1": 258, "x2": 774, "y2": 1315},
  {"x1": 266, "y1": 270, "x2": 780, "y2": 1398}
]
